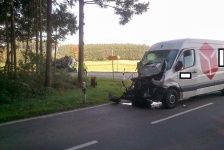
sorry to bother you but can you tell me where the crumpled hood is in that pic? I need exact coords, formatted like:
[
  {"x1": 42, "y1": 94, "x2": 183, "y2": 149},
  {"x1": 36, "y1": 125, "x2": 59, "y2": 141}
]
[{"x1": 138, "y1": 61, "x2": 166, "y2": 77}]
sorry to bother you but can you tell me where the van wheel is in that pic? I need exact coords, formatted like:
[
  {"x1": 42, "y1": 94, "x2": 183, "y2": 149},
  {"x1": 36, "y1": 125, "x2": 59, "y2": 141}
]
[
  {"x1": 221, "y1": 89, "x2": 224, "y2": 96},
  {"x1": 132, "y1": 99, "x2": 140, "y2": 107},
  {"x1": 162, "y1": 89, "x2": 179, "y2": 109}
]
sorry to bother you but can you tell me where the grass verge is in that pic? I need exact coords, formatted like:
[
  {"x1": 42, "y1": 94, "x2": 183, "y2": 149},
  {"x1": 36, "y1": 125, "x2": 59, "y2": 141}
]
[{"x1": 0, "y1": 78, "x2": 131, "y2": 123}]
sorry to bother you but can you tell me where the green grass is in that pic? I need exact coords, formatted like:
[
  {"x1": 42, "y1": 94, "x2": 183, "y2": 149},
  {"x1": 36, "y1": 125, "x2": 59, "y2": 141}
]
[{"x1": 0, "y1": 78, "x2": 131, "y2": 123}]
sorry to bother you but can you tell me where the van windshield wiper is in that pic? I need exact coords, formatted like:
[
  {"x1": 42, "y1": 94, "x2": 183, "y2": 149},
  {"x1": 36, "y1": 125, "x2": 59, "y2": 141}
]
[{"x1": 144, "y1": 61, "x2": 153, "y2": 65}]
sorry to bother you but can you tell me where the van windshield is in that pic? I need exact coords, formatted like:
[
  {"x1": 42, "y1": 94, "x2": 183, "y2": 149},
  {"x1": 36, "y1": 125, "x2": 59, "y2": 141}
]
[{"x1": 141, "y1": 50, "x2": 178, "y2": 70}]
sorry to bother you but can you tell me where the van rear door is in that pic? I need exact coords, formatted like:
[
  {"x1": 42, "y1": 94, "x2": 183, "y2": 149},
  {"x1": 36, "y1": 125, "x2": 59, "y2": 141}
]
[{"x1": 197, "y1": 43, "x2": 224, "y2": 94}]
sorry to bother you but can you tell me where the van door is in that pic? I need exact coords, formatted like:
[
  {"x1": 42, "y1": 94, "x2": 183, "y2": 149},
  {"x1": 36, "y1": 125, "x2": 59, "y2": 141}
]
[{"x1": 176, "y1": 49, "x2": 198, "y2": 99}]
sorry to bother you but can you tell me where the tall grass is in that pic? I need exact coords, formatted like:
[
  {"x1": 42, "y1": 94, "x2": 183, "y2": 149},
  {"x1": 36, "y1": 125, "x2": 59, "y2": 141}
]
[
  {"x1": 0, "y1": 57, "x2": 135, "y2": 123},
  {"x1": 0, "y1": 77, "x2": 131, "y2": 123}
]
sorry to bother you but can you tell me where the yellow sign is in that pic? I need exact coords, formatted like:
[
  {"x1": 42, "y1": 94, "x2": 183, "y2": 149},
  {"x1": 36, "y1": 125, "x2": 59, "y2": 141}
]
[{"x1": 107, "y1": 55, "x2": 120, "y2": 60}]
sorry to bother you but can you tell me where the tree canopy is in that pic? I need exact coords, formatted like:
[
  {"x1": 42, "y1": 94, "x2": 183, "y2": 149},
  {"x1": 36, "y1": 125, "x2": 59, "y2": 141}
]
[
  {"x1": 85, "y1": 0, "x2": 149, "y2": 25},
  {"x1": 0, "y1": 0, "x2": 150, "y2": 87}
]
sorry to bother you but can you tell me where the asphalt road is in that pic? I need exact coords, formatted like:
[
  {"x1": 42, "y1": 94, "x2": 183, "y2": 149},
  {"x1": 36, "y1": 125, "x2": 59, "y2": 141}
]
[
  {"x1": 0, "y1": 91, "x2": 224, "y2": 150},
  {"x1": 70, "y1": 72, "x2": 139, "y2": 79}
]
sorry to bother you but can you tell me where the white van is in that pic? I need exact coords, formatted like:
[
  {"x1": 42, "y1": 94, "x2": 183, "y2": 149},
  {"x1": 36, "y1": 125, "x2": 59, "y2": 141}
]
[{"x1": 109, "y1": 38, "x2": 224, "y2": 109}]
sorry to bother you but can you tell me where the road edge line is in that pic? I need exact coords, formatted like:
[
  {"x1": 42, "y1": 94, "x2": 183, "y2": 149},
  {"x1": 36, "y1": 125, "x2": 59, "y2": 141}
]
[{"x1": 151, "y1": 103, "x2": 214, "y2": 125}]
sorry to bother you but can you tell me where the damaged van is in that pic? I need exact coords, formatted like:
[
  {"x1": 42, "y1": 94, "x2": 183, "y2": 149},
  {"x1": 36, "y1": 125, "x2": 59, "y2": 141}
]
[{"x1": 109, "y1": 38, "x2": 224, "y2": 109}]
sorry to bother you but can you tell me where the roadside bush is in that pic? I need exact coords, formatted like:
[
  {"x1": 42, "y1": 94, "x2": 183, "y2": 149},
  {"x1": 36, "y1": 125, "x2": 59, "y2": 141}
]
[
  {"x1": 0, "y1": 68, "x2": 78, "y2": 104},
  {"x1": 52, "y1": 69, "x2": 77, "y2": 89},
  {"x1": 0, "y1": 89, "x2": 11, "y2": 103},
  {"x1": 0, "y1": 72, "x2": 48, "y2": 103},
  {"x1": 18, "y1": 50, "x2": 40, "y2": 72},
  {"x1": 0, "y1": 75, "x2": 11, "y2": 103}
]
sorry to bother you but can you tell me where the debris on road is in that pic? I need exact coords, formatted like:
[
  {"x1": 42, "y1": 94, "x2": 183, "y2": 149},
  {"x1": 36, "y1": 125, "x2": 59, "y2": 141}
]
[
  {"x1": 151, "y1": 102, "x2": 163, "y2": 109},
  {"x1": 182, "y1": 104, "x2": 188, "y2": 108}
]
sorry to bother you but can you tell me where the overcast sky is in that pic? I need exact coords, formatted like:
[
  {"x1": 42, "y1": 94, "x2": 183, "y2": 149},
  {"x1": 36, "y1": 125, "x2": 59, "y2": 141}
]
[{"x1": 60, "y1": 0, "x2": 224, "y2": 46}]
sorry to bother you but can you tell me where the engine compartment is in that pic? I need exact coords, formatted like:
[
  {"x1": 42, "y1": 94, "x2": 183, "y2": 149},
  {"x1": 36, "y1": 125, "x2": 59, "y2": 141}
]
[{"x1": 109, "y1": 63, "x2": 166, "y2": 107}]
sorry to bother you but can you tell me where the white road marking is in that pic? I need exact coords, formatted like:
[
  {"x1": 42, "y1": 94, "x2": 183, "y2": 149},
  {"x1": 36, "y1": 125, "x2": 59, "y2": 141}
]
[
  {"x1": 151, "y1": 103, "x2": 214, "y2": 124},
  {"x1": 65, "y1": 141, "x2": 98, "y2": 150},
  {"x1": 0, "y1": 103, "x2": 111, "y2": 127}
]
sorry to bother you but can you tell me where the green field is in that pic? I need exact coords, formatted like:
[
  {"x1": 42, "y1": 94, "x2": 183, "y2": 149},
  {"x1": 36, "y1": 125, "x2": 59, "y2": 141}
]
[
  {"x1": 85, "y1": 60, "x2": 139, "y2": 72},
  {"x1": 0, "y1": 60, "x2": 139, "y2": 72}
]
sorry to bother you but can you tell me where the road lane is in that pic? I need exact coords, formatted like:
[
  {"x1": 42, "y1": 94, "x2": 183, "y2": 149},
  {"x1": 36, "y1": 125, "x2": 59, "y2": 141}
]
[
  {"x1": 65, "y1": 141, "x2": 98, "y2": 150},
  {"x1": 0, "y1": 92, "x2": 224, "y2": 150},
  {"x1": 151, "y1": 103, "x2": 214, "y2": 124},
  {"x1": 70, "y1": 72, "x2": 138, "y2": 79}
]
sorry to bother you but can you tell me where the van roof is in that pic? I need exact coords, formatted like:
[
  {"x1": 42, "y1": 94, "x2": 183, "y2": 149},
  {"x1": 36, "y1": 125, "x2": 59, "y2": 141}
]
[{"x1": 148, "y1": 38, "x2": 224, "y2": 51}]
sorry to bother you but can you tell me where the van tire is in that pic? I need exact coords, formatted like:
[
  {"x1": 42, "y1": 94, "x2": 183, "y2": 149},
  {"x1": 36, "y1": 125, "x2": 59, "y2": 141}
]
[
  {"x1": 162, "y1": 89, "x2": 179, "y2": 109},
  {"x1": 132, "y1": 99, "x2": 140, "y2": 107},
  {"x1": 221, "y1": 89, "x2": 224, "y2": 96}
]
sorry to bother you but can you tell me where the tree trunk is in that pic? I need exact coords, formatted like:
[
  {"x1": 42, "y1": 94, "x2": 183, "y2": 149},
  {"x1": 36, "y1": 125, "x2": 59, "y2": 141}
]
[
  {"x1": 10, "y1": 1, "x2": 13, "y2": 72},
  {"x1": 54, "y1": 41, "x2": 56, "y2": 74},
  {"x1": 45, "y1": 0, "x2": 52, "y2": 87},
  {"x1": 25, "y1": 28, "x2": 30, "y2": 64},
  {"x1": 35, "y1": 0, "x2": 39, "y2": 73},
  {"x1": 54, "y1": 28, "x2": 57, "y2": 74},
  {"x1": 4, "y1": 0, "x2": 10, "y2": 73},
  {"x1": 39, "y1": 0, "x2": 43, "y2": 72},
  {"x1": 78, "y1": 0, "x2": 84, "y2": 84},
  {"x1": 10, "y1": 0, "x2": 16, "y2": 73}
]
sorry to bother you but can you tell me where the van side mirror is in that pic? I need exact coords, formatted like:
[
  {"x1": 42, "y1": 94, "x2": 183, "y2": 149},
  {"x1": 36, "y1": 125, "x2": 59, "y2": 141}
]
[
  {"x1": 175, "y1": 61, "x2": 184, "y2": 71},
  {"x1": 137, "y1": 62, "x2": 140, "y2": 72}
]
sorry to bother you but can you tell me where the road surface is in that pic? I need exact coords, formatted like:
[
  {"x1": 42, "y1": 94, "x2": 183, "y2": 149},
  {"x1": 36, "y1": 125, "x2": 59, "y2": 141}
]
[
  {"x1": 70, "y1": 72, "x2": 138, "y2": 79},
  {"x1": 0, "y1": 92, "x2": 224, "y2": 150}
]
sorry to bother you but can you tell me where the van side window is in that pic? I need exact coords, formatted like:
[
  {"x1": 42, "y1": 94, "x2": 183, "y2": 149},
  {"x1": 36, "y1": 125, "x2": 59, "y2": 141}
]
[{"x1": 179, "y1": 50, "x2": 195, "y2": 69}]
